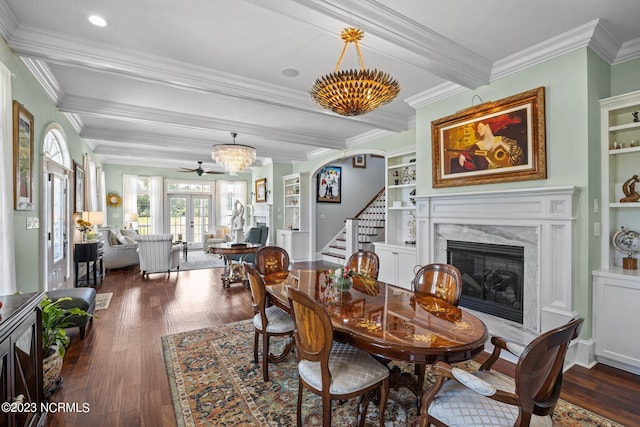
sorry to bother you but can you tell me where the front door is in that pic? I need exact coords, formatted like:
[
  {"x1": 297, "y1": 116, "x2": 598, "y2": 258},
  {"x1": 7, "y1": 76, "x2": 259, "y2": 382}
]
[
  {"x1": 46, "y1": 163, "x2": 69, "y2": 290},
  {"x1": 168, "y1": 195, "x2": 211, "y2": 245}
]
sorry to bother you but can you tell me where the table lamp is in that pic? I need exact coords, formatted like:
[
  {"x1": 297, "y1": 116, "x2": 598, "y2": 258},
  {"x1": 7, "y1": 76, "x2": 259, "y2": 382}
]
[
  {"x1": 125, "y1": 212, "x2": 139, "y2": 230},
  {"x1": 82, "y1": 211, "x2": 104, "y2": 228}
]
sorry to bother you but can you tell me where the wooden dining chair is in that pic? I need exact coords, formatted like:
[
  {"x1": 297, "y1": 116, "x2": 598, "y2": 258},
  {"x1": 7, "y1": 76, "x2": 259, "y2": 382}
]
[
  {"x1": 244, "y1": 263, "x2": 295, "y2": 382},
  {"x1": 346, "y1": 250, "x2": 380, "y2": 279},
  {"x1": 420, "y1": 317, "x2": 584, "y2": 427},
  {"x1": 255, "y1": 245, "x2": 290, "y2": 276},
  {"x1": 286, "y1": 286, "x2": 389, "y2": 427},
  {"x1": 412, "y1": 263, "x2": 463, "y2": 306}
]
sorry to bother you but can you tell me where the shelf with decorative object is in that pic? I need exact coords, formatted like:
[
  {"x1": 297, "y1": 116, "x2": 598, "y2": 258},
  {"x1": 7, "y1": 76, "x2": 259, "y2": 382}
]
[
  {"x1": 278, "y1": 173, "x2": 309, "y2": 261},
  {"x1": 593, "y1": 89, "x2": 640, "y2": 375},
  {"x1": 383, "y1": 147, "x2": 416, "y2": 246}
]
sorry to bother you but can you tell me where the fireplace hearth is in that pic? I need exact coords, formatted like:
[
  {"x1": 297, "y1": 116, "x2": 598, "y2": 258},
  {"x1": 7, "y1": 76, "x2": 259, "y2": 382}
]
[{"x1": 447, "y1": 240, "x2": 524, "y2": 324}]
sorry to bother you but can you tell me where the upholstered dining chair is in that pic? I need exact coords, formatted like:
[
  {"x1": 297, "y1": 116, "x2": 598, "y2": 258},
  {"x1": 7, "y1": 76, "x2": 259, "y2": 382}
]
[
  {"x1": 346, "y1": 250, "x2": 380, "y2": 279},
  {"x1": 255, "y1": 245, "x2": 290, "y2": 282},
  {"x1": 420, "y1": 317, "x2": 584, "y2": 427},
  {"x1": 286, "y1": 286, "x2": 389, "y2": 427},
  {"x1": 244, "y1": 263, "x2": 295, "y2": 382},
  {"x1": 136, "y1": 234, "x2": 181, "y2": 278},
  {"x1": 412, "y1": 263, "x2": 463, "y2": 306}
]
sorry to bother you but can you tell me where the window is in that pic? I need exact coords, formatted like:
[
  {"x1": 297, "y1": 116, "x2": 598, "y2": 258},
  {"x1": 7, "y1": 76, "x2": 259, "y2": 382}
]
[{"x1": 136, "y1": 177, "x2": 151, "y2": 235}]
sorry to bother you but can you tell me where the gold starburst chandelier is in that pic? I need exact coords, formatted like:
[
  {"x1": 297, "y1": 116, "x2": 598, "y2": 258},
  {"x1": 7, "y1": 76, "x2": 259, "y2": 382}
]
[
  {"x1": 211, "y1": 132, "x2": 256, "y2": 176},
  {"x1": 310, "y1": 27, "x2": 400, "y2": 116}
]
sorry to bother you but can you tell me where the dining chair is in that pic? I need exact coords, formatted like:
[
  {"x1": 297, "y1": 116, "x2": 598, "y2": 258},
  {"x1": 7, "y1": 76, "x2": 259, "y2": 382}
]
[
  {"x1": 286, "y1": 285, "x2": 389, "y2": 427},
  {"x1": 412, "y1": 263, "x2": 463, "y2": 306},
  {"x1": 255, "y1": 246, "x2": 290, "y2": 276},
  {"x1": 419, "y1": 317, "x2": 584, "y2": 427},
  {"x1": 244, "y1": 262, "x2": 295, "y2": 382},
  {"x1": 346, "y1": 250, "x2": 380, "y2": 279}
]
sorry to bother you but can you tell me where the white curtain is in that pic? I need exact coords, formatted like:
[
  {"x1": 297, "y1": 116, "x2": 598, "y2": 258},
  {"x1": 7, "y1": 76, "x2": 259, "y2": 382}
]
[
  {"x1": 215, "y1": 180, "x2": 247, "y2": 229},
  {"x1": 122, "y1": 174, "x2": 138, "y2": 228},
  {"x1": 150, "y1": 176, "x2": 164, "y2": 233},
  {"x1": 97, "y1": 168, "x2": 106, "y2": 220},
  {"x1": 0, "y1": 62, "x2": 16, "y2": 294}
]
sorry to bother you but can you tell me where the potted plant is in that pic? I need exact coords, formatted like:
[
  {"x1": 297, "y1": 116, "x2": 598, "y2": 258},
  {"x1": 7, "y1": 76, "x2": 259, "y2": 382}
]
[{"x1": 41, "y1": 295, "x2": 91, "y2": 396}]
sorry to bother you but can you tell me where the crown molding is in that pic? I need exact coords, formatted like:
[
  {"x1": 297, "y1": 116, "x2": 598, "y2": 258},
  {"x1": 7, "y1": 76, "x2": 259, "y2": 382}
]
[
  {"x1": 19, "y1": 57, "x2": 62, "y2": 102},
  {"x1": 405, "y1": 82, "x2": 467, "y2": 110},
  {"x1": 0, "y1": 0, "x2": 18, "y2": 41},
  {"x1": 615, "y1": 38, "x2": 640, "y2": 64}
]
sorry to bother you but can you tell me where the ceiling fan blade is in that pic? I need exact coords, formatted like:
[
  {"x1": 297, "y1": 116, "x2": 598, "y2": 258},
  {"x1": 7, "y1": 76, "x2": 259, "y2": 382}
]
[
  {"x1": 204, "y1": 170, "x2": 225, "y2": 175},
  {"x1": 177, "y1": 168, "x2": 197, "y2": 172}
]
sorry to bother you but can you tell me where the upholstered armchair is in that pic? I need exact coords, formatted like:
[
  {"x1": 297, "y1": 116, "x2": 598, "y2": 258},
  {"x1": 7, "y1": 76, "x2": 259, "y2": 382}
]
[
  {"x1": 202, "y1": 226, "x2": 230, "y2": 253},
  {"x1": 227, "y1": 226, "x2": 269, "y2": 264},
  {"x1": 136, "y1": 235, "x2": 181, "y2": 278}
]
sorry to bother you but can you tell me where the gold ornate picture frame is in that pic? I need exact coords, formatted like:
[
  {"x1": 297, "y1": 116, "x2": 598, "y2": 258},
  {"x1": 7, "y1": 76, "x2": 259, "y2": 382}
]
[
  {"x1": 255, "y1": 178, "x2": 267, "y2": 203},
  {"x1": 431, "y1": 87, "x2": 546, "y2": 188},
  {"x1": 13, "y1": 101, "x2": 34, "y2": 210}
]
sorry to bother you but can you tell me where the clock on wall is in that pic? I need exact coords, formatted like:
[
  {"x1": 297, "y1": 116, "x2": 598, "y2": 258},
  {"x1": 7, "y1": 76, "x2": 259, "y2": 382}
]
[{"x1": 106, "y1": 193, "x2": 122, "y2": 207}]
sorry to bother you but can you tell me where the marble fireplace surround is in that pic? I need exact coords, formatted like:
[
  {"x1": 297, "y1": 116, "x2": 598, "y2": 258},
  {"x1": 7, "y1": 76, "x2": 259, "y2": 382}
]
[{"x1": 413, "y1": 186, "x2": 579, "y2": 350}]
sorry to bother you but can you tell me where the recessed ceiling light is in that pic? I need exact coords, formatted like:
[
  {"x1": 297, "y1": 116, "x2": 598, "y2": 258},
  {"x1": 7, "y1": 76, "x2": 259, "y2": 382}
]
[
  {"x1": 88, "y1": 15, "x2": 108, "y2": 27},
  {"x1": 281, "y1": 68, "x2": 300, "y2": 78}
]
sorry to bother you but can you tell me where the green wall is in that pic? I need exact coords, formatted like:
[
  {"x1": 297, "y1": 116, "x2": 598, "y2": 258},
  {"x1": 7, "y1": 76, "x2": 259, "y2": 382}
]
[{"x1": 1, "y1": 39, "x2": 97, "y2": 292}]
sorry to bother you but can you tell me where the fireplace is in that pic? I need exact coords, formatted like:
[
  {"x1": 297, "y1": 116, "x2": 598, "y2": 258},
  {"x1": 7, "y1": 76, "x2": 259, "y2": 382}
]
[{"x1": 447, "y1": 240, "x2": 524, "y2": 324}]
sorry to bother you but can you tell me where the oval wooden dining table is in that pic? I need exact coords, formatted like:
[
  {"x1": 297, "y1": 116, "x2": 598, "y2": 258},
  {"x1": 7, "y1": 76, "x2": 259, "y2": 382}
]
[{"x1": 264, "y1": 267, "x2": 489, "y2": 410}]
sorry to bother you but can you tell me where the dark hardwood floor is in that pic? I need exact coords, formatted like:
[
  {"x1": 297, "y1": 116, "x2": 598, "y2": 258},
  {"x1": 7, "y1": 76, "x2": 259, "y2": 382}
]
[{"x1": 46, "y1": 262, "x2": 640, "y2": 426}]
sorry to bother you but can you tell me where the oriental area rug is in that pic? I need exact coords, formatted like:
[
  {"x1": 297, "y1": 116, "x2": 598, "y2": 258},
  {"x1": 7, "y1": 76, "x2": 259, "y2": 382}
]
[{"x1": 162, "y1": 320, "x2": 622, "y2": 427}]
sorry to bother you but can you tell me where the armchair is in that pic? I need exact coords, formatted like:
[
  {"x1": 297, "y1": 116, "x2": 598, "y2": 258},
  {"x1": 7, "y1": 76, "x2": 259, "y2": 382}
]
[
  {"x1": 136, "y1": 234, "x2": 181, "y2": 278},
  {"x1": 202, "y1": 226, "x2": 230, "y2": 252},
  {"x1": 227, "y1": 226, "x2": 269, "y2": 264}
]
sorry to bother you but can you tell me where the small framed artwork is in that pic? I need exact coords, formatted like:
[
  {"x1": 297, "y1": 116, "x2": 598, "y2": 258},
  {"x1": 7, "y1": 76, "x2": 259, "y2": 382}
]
[
  {"x1": 431, "y1": 87, "x2": 546, "y2": 188},
  {"x1": 317, "y1": 166, "x2": 342, "y2": 203},
  {"x1": 13, "y1": 101, "x2": 34, "y2": 210},
  {"x1": 74, "y1": 161, "x2": 85, "y2": 213},
  {"x1": 255, "y1": 178, "x2": 267, "y2": 203},
  {"x1": 352, "y1": 154, "x2": 366, "y2": 168}
]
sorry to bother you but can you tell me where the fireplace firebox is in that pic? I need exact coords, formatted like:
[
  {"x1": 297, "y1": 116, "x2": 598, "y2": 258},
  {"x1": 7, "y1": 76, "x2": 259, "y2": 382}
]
[{"x1": 447, "y1": 240, "x2": 524, "y2": 324}]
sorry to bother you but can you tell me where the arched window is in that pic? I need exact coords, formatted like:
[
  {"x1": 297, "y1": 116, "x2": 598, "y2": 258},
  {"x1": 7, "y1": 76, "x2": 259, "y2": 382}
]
[{"x1": 43, "y1": 124, "x2": 70, "y2": 168}]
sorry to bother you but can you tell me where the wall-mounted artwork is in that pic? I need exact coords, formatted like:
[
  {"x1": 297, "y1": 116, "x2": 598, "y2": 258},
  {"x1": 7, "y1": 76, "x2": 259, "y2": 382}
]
[
  {"x1": 317, "y1": 166, "x2": 342, "y2": 203},
  {"x1": 74, "y1": 161, "x2": 85, "y2": 213},
  {"x1": 13, "y1": 101, "x2": 34, "y2": 210},
  {"x1": 255, "y1": 178, "x2": 267, "y2": 203},
  {"x1": 352, "y1": 154, "x2": 366, "y2": 168},
  {"x1": 431, "y1": 87, "x2": 546, "y2": 188}
]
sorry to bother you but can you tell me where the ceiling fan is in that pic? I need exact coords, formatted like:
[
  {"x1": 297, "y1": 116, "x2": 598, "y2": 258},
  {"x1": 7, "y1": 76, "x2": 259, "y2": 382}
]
[{"x1": 177, "y1": 161, "x2": 224, "y2": 176}]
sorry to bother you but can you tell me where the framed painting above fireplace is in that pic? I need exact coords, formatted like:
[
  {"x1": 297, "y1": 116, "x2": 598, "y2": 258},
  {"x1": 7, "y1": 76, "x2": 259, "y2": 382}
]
[{"x1": 431, "y1": 87, "x2": 546, "y2": 188}]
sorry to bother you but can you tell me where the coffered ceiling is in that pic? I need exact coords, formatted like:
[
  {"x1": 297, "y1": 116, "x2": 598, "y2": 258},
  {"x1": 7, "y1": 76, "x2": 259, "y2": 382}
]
[{"x1": 1, "y1": 0, "x2": 640, "y2": 173}]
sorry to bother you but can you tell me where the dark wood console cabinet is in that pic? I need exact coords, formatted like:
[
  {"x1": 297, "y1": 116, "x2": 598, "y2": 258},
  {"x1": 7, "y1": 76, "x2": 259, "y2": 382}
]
[{"x1": 0, "y1": 293, "x2": 46, "y2": 427}]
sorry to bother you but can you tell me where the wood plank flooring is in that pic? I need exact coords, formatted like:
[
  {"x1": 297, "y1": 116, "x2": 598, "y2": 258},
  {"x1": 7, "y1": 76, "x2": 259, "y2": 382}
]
[{"x1": 46, "y1": 262, "x2": 640, "y2": 426}]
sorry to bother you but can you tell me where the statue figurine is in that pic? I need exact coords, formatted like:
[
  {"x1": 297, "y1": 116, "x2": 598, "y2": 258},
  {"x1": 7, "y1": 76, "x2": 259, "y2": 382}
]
[
  {"x1": 620, "y1": 175, "x2": 640, "y2": 203},
  {"x1": 633, "y1": 111, "x2": 639, "y2": 123},
  {"x1": 230, "y1": 200, "x2": 245, "y2": 242}
]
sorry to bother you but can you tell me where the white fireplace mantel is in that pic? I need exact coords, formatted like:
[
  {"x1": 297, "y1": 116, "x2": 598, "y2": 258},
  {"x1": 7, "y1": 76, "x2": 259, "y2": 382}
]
[{"x1": 413, "y1": 186, "x2": 580, "y2": 348}]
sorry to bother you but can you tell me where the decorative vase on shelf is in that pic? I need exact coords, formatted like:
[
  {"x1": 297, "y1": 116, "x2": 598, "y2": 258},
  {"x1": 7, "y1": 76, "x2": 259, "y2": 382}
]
[{"x1": 334, "y1": 277, "x2": 353, "y2": 292}]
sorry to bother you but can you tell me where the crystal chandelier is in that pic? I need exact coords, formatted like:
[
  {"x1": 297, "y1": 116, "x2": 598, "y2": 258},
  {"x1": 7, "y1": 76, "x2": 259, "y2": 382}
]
[
  {"x1": 310, "y1": 27, "x2": 400, "y2": 116},
  {"x1": 211, "y1": 133, "x2": 256, "y2": 175}
]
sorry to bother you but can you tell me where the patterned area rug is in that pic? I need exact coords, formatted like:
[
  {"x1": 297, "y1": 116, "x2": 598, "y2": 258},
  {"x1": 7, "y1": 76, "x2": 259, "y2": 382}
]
[
  {"x1": 179, "y1": 250, "x2": 226, "y2": 271},
  {"x1": 162, "y1": 320, "x2": 622, "y2": 427}
]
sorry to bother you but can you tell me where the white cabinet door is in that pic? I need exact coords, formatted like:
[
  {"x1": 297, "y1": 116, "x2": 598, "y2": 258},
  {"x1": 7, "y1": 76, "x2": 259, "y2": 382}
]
[
  {"x1": 593, "y1": 272, "x2": 640, "y2": 374},
  {"x1": 374, "y1": 243, "x2": 416, "y2": 290}
]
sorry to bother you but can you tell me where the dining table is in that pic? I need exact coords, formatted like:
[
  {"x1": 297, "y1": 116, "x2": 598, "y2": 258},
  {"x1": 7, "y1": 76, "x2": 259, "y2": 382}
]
[{"x1": 264, "y1": 267, "x2": 489, "y2": 409}]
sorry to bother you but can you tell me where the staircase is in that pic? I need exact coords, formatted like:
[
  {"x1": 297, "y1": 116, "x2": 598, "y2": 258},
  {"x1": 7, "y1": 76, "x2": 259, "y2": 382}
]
[{"x1": 321, "y1": 188, "x2": 386, "y2": 265}]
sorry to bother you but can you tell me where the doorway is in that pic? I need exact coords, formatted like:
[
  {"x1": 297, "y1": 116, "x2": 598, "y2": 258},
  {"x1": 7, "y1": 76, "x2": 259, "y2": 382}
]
[
  {"x1": 167, "y1": 194, "x2": 211, "y2": 245},
  {"x1": 42, "y1": 125, "x2": 71, "y2": 290}
]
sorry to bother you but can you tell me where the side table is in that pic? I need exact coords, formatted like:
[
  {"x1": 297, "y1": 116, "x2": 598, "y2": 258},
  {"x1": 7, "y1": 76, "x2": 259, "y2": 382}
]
[{"x1": 74, "y1": 241, "x2": 103, "y2": 287}]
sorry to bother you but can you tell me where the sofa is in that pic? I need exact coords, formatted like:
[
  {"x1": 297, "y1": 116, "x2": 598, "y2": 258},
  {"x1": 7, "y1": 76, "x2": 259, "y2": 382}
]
[
  {"x1": 202, "y1": 225, "x2": 230, "y2": 252},
  {"x1": 98, "y1": 226, "x2": 140, "y2": 270}
]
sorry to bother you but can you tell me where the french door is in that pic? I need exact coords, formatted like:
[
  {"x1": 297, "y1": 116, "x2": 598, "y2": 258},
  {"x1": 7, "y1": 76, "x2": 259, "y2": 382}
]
[
  {"x1": 46, "y1": 163, "x2": 69, "y2": 290},
  {"x1": 167, "y1": 195, "x2": 211, "y2": 245}
]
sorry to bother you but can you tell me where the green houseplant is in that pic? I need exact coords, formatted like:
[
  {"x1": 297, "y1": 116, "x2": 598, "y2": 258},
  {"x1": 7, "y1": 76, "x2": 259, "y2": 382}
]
[{"x1": 41, "y1": 295, "x2": 91, "y2": 395}]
